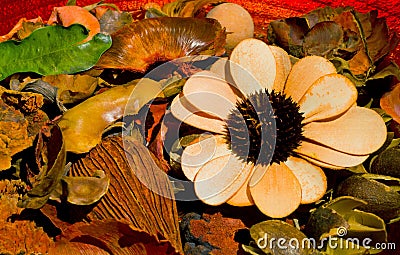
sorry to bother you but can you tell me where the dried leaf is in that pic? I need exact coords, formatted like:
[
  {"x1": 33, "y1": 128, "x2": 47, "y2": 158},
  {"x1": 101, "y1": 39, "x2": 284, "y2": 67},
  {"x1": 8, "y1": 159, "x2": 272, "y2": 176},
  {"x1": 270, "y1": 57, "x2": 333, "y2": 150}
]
[
  {"x1": 42, "y1": 74, "x2": 99, "y2": 104},
  {"x1": 99, "y1": 9, "x2": 133, "y2": 34},
  {"x1": 47, "y1": 5, "x2": 101, "y2": 42},
  {"x1": 69, "y1": 135, "x2": 183, "y2": 254},
  {"x1": 267, "y1": 6, "x2": 400, "y2": 86},
  {"x1": 0, "y1": 24, "x2": 112, "y2": 81},
  {"x1": 303, "y1": 21, "x2": 343, "y2": 58},
  {"x1": 162, "y1": 0, "x2": 223, "y2": 17},
  {"x1": 58, "y1": 78, "x2": 162, "y2": 153},
  {"x1": 19, "y1": 124, "x2": 66, "y2": 209},
  {"x1": 0, "y1": 17, "x2": 44, "y2": 42},
  {"x1": 96, "y1": 17, "x2": 226, "y2": 72}
]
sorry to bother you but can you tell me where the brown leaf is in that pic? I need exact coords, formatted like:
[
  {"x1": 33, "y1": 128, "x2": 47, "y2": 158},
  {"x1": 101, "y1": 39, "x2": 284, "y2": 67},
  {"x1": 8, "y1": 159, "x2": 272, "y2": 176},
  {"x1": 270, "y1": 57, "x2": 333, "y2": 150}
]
[
  {"x1": 96, "y1": 17, "x2": 226, "y2": 72},
  {"x1": 69, "y1": 135, "x2": 183, "y2": 254},
  {"x1": 0, "y1": 17, "x2": 44, "y2": 42},
  {"x1": 1, "y1": 87, "x2": 44, "y2": 113},
  {"x1": 303, "y1": 21, "x2": 343, "y2": 57},
  {"x1": 42, "y1": 74, "x2": 99, "y2": 104}
]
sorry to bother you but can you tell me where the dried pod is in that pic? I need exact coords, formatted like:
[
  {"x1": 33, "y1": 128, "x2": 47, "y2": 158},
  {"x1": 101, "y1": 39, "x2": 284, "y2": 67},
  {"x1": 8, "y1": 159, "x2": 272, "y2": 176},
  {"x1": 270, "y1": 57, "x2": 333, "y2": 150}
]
[
  {"x1": 70, "y1": 135, "x2": 183, "y2": 254},
  {"x1": 96, "y1": 17, "x2": 226, "y2": 72}
]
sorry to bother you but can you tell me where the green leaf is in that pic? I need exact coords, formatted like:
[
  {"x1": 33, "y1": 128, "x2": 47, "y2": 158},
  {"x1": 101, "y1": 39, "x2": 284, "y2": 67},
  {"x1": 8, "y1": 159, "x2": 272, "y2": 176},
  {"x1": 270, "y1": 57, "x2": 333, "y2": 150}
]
[{"x1": 0, "y1": 24, "x2": 111, "y2": 81}]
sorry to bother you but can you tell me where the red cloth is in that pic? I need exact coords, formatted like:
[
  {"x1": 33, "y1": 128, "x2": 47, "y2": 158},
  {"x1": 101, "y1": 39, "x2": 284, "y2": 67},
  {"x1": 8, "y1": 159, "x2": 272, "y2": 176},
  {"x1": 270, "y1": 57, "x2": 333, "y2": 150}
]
[{"x1": 0, "y1": 0, "x2": 399, "y2": 63}]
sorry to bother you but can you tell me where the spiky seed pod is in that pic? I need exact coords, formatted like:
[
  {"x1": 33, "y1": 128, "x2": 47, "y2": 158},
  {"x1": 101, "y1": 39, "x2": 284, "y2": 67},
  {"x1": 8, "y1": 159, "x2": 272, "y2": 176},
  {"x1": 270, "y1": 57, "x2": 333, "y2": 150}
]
[{"x1": 224, "y1": 89, "x2": 304, "y2": 166}]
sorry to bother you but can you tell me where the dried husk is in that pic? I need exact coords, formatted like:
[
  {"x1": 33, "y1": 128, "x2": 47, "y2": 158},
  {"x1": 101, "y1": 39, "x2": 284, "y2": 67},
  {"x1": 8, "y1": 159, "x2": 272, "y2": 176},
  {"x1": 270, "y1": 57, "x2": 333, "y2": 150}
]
[
  {"x1": 96, "y1": 17, "x2": 226, "y2": 72},
  {"x1": 70, "y1": 135, "x2": 183, "y2": 254}
]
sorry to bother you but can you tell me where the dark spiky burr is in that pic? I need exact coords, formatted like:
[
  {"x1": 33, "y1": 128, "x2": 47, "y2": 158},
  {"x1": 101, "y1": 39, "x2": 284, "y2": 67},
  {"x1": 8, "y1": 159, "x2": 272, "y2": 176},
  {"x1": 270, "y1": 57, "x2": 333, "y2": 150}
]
[{"x1": 224, "y1": 89, "x2": 304, "y2": 166}]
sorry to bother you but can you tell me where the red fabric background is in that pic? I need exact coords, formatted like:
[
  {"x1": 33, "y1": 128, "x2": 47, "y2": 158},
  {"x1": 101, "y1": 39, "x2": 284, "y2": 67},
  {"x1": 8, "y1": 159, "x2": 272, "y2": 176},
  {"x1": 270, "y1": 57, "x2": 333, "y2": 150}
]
[{"x1": 1, "y1": 0, "x2": 399, "y2": 64}]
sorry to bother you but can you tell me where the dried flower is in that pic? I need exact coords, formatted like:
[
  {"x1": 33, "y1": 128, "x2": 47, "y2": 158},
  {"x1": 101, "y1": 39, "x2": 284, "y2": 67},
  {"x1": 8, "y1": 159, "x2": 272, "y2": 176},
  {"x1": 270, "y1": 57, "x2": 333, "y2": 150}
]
[{"x1": 171, "y1": 39, "x2": 387, "y2": 218}]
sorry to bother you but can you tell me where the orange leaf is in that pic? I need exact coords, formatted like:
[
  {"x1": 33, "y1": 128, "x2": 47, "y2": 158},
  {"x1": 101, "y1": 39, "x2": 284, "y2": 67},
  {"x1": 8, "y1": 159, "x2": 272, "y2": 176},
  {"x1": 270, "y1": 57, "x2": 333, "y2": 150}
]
[{"x1": 47, "y1": 6, "x2": 100, "y2": 42}]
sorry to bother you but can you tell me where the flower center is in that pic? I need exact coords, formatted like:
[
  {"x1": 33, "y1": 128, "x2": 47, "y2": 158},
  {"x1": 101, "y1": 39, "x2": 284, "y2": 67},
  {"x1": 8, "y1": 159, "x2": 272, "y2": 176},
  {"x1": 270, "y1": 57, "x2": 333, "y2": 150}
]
[{"x1": 224, "y1": 89, "x2": 305, "y2": 166}]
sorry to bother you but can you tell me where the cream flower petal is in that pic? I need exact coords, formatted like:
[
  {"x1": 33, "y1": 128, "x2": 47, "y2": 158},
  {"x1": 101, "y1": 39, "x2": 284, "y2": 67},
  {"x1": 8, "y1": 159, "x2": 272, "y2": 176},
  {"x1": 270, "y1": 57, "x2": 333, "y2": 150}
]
[
  {"x1": 295, "y1": 141, "x2": 369, "y2": 168},
  {"x1": 284, "y1": 56, "x2": 337, "y2": 102},
  {"x1": 227, "y1": 163, "x2": 255, "y2": 207},
  {"x1": 226, "y1": 183, "x2": 254, "y2": 206},
  {"x1": 269, "y1": 45, "x2": 292, "y2": 92},
  {"x1": 181, "y1": 135, "x2": 230, "y2": 181},
  {"x1": 230, "y1": 38, "x2": 276, "y2": 95},
  {"x1": 182, "y1": 70, "x2": 238, "y2": 119},
  {"x1": 299, "y1": 74, "x2": 357, "y2": 123},
  {"x1": 296, "y1": 154, "x2": 345, "y2": 170},
  {"x1": 249, "y1": 163, "x2": 302, "y2": 218},
  {"x1": 303, "y1": 106, "x2": 387, "y2": 155},
  {"x1": 194, "y1": 154, "x2": 252, "y2": 205},
  {"x1": 170, "y1": 93, "x2": 226, "y2": 134},
  {"x1": 285, "y1": 157, "x2": 327, "y2": 204}
]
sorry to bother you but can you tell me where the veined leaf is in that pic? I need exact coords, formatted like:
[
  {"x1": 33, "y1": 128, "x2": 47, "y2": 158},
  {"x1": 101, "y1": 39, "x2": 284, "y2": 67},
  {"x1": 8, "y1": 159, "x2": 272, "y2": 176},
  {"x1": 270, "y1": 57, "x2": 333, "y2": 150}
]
[{"x1": 0, "y1": 24, "x2": 111, "y2": 81}]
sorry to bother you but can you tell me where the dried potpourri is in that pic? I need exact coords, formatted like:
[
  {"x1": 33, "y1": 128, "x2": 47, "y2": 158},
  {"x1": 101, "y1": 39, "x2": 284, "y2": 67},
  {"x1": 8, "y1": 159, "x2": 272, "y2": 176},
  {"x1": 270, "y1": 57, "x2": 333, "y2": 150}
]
[
  {"x1": 0, "y1": 0, "x2": 399, "y2": 255},
  {"x1": 267, "y1": 6, "x2": 400, "y2": 88}
]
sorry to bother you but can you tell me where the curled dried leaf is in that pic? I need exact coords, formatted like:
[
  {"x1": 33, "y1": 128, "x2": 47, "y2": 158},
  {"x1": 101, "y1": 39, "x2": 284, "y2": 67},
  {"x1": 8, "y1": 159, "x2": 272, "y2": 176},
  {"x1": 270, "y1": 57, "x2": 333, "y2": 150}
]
[
  {"x1": 58, "y1": 78, "x2": 161, "y2": 153},
  {"x1": 162, "y1": 0, "x2": 223, "y2": 17},
  {"x1": 0, "y1": 17, "x2": 44, "y2": 42},
  {"x1": 19, "y1": 124, "x2": 66, "y2": 209},
  {"x1": 42, "y1": 74, "x2": 99, "y2": 104},
  {"x1": 96, "y1": 17, "x2": 226, "y2": 72},
  {"x1": 47, "y1": 5, "x2": 100, "y2": 42}
]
